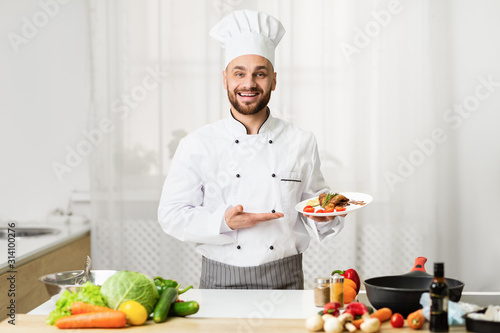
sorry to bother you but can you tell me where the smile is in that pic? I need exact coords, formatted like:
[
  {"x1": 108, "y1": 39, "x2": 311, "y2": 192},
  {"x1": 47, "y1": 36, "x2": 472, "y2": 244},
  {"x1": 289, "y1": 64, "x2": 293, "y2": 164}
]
[{"x1": 238, "y1": 92, "x2": 259, "y2": 97}]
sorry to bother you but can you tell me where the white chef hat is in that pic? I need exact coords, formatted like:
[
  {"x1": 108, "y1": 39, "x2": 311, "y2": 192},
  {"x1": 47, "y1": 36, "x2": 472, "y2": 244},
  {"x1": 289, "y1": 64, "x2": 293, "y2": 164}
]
[{"x1": 210, "y1": 10, "x2": 286, "y2": 69}]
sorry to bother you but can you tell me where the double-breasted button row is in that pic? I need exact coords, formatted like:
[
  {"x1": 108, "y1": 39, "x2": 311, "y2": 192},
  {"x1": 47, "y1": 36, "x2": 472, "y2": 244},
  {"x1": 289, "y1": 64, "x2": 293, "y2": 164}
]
[
  {"x1": 236, "y1": 173, "x2": 277, "y2": 178},
  {"x1": 236, "y1": 245, "x2": 274, "y2": 250},
  {"x1": 234, "y1": 139, "x2": 273, "y2": 144}
]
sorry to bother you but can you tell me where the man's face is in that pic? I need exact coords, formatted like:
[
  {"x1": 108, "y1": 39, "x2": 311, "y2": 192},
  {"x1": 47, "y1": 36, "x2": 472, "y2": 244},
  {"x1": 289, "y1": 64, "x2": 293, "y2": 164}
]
[{"x1": 223, "y1": 55, "x2": 277, "y2": 116}]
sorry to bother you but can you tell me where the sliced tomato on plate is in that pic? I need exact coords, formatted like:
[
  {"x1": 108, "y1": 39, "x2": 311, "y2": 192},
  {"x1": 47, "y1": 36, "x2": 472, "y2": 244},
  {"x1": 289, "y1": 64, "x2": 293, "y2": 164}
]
[{"x1": 303, "y1": 205, "x2": 315, "y2": 213}]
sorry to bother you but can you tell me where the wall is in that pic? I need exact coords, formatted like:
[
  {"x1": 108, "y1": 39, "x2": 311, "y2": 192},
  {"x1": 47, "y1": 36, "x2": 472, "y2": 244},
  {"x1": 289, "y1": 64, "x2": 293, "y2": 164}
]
[
  {"x1": 449, "y1": 0, "x2": 500, "y2": 291},
  {"x1": 0, "y1": 0, "x2": 90, "y2": 222}
]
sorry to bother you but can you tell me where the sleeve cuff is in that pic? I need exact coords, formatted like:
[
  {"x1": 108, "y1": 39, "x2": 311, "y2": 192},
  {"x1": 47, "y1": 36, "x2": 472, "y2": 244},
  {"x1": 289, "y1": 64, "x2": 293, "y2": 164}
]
[
  {"x1": 219, "y1": 205, "x2": 237, "y2": 239},
  {"x1": 220, "y1": 216, "x2": 233, "y2": 233},
  {"x1": 307, "y1": 216, "x2": 345, "y2": 242},
  {"x1": 315, "y1": 216, "x2": 342, "y2": 234}
]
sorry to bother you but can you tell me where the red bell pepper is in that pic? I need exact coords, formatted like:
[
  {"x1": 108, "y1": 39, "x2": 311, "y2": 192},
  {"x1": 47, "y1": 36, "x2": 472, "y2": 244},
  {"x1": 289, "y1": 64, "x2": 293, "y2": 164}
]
[
  {"x1": 331, "y1": 268, "x2": 361, "y2": 294},
  {"x1": 323, "y1": 302, "x2": 341, "y2": 317},
  {"x1": 345, "y1": 302, "x2": 370, "y2": 320}
]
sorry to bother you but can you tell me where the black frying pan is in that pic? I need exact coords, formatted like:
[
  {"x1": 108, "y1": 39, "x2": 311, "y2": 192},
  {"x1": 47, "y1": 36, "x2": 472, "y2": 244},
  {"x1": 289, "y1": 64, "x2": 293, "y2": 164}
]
[{"x1": 363, "y1": 257, "x2": 464, "y2": 317}]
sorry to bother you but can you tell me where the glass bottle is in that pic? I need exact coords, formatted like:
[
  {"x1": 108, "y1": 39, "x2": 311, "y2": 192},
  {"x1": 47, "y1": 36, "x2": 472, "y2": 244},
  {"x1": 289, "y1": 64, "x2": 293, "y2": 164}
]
[
  {"x1": 314, "y1": 277, "x2": 331, "y2": 307},
  {"x1": 330, "y1": 273, "x2": 344, "y2": 308},
  {"x1": 430, "y1": 262, "x2": 449, "y2": 332}
]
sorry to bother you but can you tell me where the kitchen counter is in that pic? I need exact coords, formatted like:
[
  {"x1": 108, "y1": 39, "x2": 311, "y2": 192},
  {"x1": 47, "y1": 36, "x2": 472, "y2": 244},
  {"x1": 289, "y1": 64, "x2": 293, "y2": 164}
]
[
  {"x1": 0, "y1": 220, "x2": 90, "y2": 275},
  {"x1": 2, "y1": 289, "x2": 498, "y2": 332},
  {"x1": 0, "y1": 315, "x2": 470, "y2": 332},
  {"x1": 0, "y1": 219, "x2": 91, "y2": 321}
]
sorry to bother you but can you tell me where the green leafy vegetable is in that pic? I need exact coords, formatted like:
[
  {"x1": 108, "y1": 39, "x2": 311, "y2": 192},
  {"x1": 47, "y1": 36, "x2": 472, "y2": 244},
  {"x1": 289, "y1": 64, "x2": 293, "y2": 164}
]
[
  {"x1": 100, "y1": 271, "x2": 159, "y2": 315},
  {"x1": 46, "y1": 281, "x2": 108, "y2": 325}
]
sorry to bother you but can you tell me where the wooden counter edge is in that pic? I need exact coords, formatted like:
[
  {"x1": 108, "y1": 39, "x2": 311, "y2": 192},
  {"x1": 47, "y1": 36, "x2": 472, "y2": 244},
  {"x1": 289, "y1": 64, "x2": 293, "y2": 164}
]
[{"x1": 0, "y1": 314, "x2": 469, "y2": 332}]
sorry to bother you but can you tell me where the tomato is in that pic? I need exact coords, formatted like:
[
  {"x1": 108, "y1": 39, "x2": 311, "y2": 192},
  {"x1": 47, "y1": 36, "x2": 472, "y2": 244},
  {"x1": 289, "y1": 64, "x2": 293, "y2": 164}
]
[
  {"x1": 119, "y1": 300, "x2": 148, "y2": 326},
  {"x1": 316, "y1": 209, "x2": 325, "y2": 213},
  {"x1": 324, "y1": 208, "x2": 334, "y2": 213},
  {"x1": 335, "y1": 207, "x2": 346, "y2": 212},
  {"x1": 391, "y1": 313, "x2": 405, "y2": 328},
  {"x1": 303, "y1": 205, "x2": 315, "y2": 213}
]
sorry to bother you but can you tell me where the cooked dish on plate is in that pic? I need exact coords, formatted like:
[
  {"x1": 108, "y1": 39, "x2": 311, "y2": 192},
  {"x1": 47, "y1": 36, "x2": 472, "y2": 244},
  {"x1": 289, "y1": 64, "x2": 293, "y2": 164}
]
[{"x1": 296, "y1": 192, "x2": 372, "y2": 217}]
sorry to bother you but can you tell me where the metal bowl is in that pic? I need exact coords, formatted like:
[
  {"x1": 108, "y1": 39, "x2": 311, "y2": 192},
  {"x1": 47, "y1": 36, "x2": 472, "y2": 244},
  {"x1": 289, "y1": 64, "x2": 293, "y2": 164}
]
[{"x1": 38, "y1": 270, "x2": 118, "y2": 296}]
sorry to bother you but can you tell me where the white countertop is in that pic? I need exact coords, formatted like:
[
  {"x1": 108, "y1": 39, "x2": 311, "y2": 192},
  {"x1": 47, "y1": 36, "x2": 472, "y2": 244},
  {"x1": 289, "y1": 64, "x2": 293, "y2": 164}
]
[
  {"x1": 0, "y1": 219, "x2": 90, "y2": 275},
  {"x1": 29, "y1": 289, "x2": 325, "y2": 319},
  {"x1": 28, "y1": 289, "x2": 500, "y2": 319}
]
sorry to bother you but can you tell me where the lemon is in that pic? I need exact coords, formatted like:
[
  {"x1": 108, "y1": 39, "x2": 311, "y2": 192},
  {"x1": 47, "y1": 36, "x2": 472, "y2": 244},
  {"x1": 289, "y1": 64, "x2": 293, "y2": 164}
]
[
  {"x1": 306, "y1": 197, "x2": 320, "y2": 207},
  {"x1": 119, "y1": 300, "x2": 148, "y2": 326}
]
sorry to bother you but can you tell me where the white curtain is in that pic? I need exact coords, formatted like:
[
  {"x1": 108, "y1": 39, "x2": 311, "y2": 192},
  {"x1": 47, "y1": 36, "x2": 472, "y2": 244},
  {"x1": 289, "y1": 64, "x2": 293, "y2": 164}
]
[{"x1": 88, "y1": 0, "x2": 500, "y2": 291}]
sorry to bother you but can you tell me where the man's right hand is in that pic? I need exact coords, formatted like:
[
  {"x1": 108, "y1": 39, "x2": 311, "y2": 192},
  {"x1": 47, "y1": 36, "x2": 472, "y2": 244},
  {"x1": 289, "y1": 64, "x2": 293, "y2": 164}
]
[{"x1": 225, "y1": 205, "x2": 284, "y2": 230}]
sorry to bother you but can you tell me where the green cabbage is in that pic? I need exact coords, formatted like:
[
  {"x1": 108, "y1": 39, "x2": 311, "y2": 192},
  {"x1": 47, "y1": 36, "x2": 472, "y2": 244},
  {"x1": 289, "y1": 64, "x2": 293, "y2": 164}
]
[
  {"x1": 46, "y1": 281, "x2": 108, "y2": 325},
  {"x1": 100, "y1": 270, "x2": 159, "y2": 314}
]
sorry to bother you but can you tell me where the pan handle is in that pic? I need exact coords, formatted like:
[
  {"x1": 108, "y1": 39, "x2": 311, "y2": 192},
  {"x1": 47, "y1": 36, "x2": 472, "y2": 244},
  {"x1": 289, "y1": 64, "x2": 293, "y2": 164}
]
[{"x1": 410, "y1": 257, "x2": 427, "y2": 272}]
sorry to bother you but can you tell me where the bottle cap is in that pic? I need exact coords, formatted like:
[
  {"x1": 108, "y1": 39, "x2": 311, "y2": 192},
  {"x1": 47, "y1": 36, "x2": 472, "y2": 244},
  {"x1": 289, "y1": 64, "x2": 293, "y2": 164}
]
[
  {"x1": 331, "y1": 273, "x2": 344, "y2": 283},
  {"x1": 434, "y1": 262, "x2": 445, "y2": 277}
]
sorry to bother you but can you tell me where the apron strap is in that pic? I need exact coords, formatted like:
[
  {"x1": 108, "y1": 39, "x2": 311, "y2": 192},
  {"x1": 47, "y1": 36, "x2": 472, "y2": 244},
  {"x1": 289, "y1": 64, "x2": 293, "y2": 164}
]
[{"x1": 200, "y1": 254, "x2": 304, "y2": 289}]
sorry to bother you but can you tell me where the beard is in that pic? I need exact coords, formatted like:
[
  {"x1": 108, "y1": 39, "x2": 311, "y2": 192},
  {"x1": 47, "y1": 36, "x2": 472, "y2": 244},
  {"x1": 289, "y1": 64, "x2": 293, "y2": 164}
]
[{"x1": 227, "y1": 87, "x2": 272, "y2": 116}]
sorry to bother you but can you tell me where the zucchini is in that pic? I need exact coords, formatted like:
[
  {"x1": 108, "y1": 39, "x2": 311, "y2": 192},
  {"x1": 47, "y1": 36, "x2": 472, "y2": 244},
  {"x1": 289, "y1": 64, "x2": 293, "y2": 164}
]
[
  {"x1": 153, "y1": 287, "x2": 178, "y2": 323},
  {"x1": 168, "y1": 301, "x2": 199, "y2": 317}
]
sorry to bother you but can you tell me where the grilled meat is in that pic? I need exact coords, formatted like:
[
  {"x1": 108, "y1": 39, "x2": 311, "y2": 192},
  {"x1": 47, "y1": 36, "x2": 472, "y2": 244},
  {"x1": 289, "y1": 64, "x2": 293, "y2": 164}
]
[{"x1": 319, "y1": 193, "x2": 349, "y2": 210}]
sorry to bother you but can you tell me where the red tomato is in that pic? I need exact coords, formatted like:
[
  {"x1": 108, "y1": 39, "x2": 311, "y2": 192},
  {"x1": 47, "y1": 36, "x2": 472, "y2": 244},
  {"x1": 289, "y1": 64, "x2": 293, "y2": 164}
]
[
  {"x1": 324, "y1": 208, "x2": 334, "y2": 213},
  {"x1": 335, "y1": 207, "x2": 346, "y2": 212},
  {"x1": 303, "y1": 205, "x2": 315, "y2": 213},
  {"x1": 391, "y1": 313, "x2": 404, "y2": 328},
  {"x1": 316, "y1": 209, "x2": 325, "y2": 213}
]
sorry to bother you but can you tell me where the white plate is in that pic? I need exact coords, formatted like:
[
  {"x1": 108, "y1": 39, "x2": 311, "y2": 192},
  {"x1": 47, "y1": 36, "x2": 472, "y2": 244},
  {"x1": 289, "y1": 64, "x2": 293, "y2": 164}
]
[{"x1": 295, "y1": 192, "x2": 373, "y2": 216}]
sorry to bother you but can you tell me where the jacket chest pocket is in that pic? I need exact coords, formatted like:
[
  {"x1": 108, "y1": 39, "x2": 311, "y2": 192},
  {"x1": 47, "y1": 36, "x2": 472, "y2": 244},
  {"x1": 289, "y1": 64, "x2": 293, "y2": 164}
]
[{"x1": 279, "y1": 171, "x2": 303, "y2": 212}]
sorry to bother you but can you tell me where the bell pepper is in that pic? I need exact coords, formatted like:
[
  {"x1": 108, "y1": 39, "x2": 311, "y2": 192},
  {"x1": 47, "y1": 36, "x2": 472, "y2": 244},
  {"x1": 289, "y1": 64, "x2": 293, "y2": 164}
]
[
  {"x1": 323, "y1": 302, "x2": 341, "y2": 317},
  {"x1": 154, "y1": 277, "x2": 178, "y2": 295},
  {"x1": 344, "y1": 302, "x2": 370, "y2": 320},
  {"x1": 331, "y1": 268, "x2": 361, "y2": 294},
  {"x1": 154, "y1": 277, "x2": 193, "y2": 296}
]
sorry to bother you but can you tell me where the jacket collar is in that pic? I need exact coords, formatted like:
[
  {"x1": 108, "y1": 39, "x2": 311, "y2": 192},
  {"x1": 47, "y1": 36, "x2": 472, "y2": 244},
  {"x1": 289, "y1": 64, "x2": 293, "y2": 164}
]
[{"x1": 227, "y1": 108, "x2": 275, "y2": 136}]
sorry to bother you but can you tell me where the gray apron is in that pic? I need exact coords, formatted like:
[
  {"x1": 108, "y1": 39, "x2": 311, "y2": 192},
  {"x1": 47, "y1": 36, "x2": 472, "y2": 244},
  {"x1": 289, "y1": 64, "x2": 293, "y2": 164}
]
[{"x1": 200, "y1": 253, "x2": 304, "y2": 289}]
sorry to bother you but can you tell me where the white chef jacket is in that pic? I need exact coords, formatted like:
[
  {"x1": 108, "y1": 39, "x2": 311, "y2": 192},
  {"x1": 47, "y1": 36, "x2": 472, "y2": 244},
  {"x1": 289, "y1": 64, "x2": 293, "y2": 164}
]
[{"x1": 158, "y1": 112, "x2": 344, "y2": 267}]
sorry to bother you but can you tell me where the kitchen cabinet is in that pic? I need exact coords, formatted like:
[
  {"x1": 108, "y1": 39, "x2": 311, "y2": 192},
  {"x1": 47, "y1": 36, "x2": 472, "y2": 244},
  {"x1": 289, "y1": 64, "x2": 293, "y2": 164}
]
[{"x1": 0, "y1": 233, "x2": 90, "y2": 322}]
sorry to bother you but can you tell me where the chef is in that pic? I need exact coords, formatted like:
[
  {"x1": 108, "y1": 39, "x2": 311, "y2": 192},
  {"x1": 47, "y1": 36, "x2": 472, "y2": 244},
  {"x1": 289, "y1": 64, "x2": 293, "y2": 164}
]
[{"x1": 158, "y1": 9, "x2": 345, "y2": 289}]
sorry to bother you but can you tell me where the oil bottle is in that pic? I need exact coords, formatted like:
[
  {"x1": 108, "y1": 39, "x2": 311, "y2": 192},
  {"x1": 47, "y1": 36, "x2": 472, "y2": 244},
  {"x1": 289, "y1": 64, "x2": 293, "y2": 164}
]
[{"x1": 430, "y1": 262, "x2": 449, "y2": 332}]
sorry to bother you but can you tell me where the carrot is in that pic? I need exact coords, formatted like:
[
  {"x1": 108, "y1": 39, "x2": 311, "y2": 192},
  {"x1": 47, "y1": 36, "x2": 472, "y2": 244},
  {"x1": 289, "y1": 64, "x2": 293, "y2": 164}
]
[
  {"x1": 351, "y1": 307, "x2": 392, "y2": 329},
  {"x1": 407, "y1": 309, "x2": 425, "y2": 329},
  {"x1": 54, "y1": 310, "x2": 127, "y2": 329},
  {"x1": 371, "y1": 307, "x2": 393, "y2": 322},
  {"x1": 352, "y1": 318, "x2": 364, "y2": 329},
  {"x1": 71, "y1": 301, "x2": 114, "y2": 314}
]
